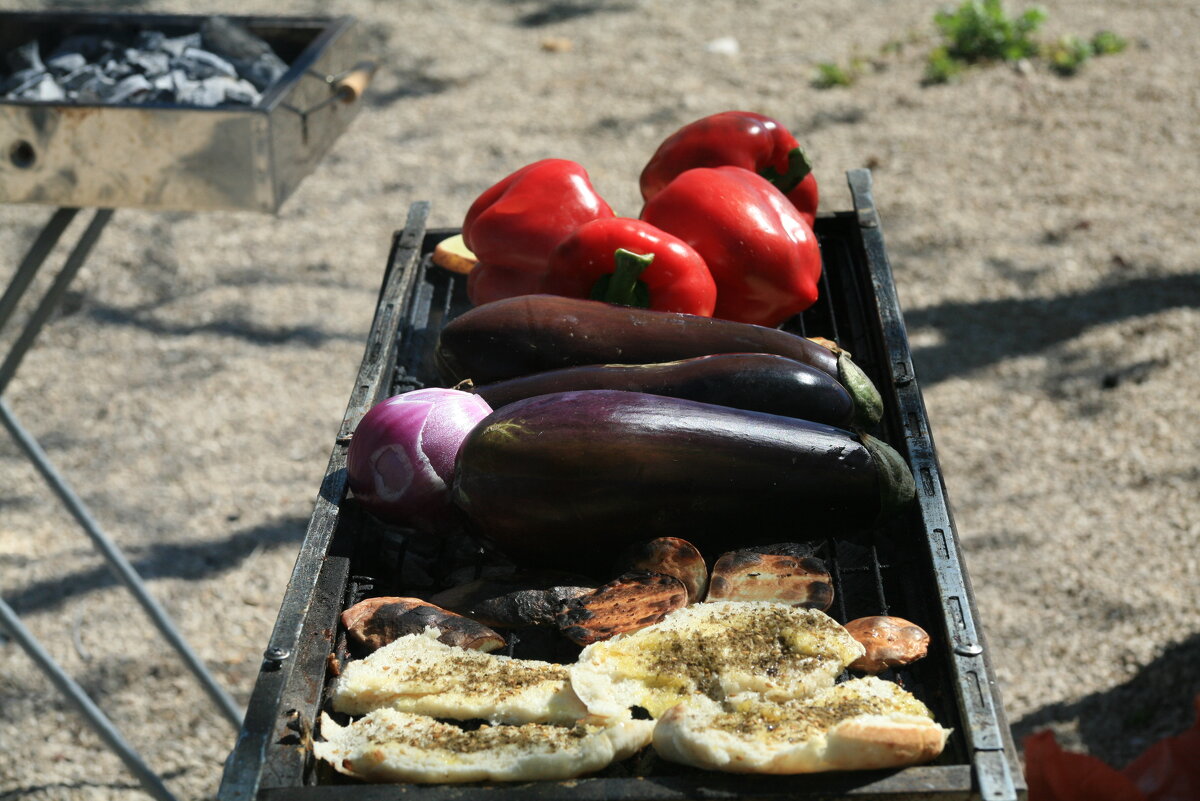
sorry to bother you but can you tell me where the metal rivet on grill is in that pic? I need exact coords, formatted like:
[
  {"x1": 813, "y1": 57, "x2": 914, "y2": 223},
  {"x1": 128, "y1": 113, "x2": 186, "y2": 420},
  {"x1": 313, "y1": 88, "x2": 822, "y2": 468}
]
[
  {"x1": 954, "y1": 642, "x2": 983, "y2": 656},
  {"x1": 264, "y1": 645, "x2": 291, "y2": 662}
]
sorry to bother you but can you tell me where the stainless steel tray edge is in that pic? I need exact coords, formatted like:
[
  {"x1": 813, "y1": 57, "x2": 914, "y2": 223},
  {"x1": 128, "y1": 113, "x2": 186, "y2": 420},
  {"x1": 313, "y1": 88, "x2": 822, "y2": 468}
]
[{"x1": 0, "y1": 12, "x2": 364, "y2": 213}]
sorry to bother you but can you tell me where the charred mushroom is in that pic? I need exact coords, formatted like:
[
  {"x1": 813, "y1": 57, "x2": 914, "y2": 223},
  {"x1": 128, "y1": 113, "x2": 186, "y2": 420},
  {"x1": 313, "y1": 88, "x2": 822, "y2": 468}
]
[
  {"x1": 705, "y1": 548, "x2": 834, "y2": 611},
  {"x1": 557, "y1": 571, "x2": 688, "y2": 646},
  {"x1": 614, "y1": 537, "x2": 709, "y2": 603},
  {"x1": 844, "y1": 616, "x2": 931, "y2": 674},
  {"x1": 341, "y1": 597, "x2": 505, "y2": 653}
]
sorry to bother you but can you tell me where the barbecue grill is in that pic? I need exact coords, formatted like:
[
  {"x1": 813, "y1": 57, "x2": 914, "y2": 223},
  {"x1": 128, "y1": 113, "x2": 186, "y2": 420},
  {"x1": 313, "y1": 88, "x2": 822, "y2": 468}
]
[
  {"x1": 218, "y1": 171, "x2": 1027, "y2": 800},
  {"x1": 0, "y1": 11, "x2": 373, "y2": 801},
  {"x1": 0, "y1": 10, "x2": 370, "y2": 212}
]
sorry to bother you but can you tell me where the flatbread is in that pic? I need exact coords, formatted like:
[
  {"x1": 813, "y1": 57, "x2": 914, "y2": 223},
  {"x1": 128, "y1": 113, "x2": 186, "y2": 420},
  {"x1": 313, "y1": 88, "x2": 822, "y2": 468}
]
[
  {"x1": 330, "y1": 628, "x2": 587, "y2": 724},
  {"x1": 314, "y1": 709, "x2": 653, "y2": 784},
  {"x1": 652, "y1": 676, "x2": 950, "y2": 774},
  {"x1": 570, "y1": 602, "x2": 864, "y2": 719}
]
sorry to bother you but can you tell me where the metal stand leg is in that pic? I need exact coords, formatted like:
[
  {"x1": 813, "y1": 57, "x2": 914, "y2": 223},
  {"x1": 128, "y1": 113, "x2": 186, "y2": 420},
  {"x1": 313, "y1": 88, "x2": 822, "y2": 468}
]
[
  {"x1": 1, "y1": 398, "x2": 243, "y2": 727},
  {"x1": 1, "y1": 209, "x2": 243, "y2": 743},
  {"x1": 0, "y1": 597, "x2": 179, "y2": 801}
]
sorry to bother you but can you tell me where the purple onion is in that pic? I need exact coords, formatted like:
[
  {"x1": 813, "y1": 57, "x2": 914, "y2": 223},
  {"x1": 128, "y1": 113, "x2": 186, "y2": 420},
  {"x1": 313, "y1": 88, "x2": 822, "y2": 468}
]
[{"x1": 346, "y1": 388, "x2": 492, "y2": 530}]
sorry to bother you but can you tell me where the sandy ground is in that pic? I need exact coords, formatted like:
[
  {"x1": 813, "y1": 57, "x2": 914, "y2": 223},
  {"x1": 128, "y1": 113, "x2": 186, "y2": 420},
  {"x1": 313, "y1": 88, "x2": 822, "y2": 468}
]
[{"x1": 1, "y1": 1, "x2": 1197, "y2": 798}]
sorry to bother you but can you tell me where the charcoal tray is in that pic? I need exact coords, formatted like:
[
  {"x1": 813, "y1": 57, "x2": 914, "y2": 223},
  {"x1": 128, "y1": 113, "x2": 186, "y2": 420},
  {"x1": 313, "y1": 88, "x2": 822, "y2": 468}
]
[
  {"x1": 0, "y1": 10, "x2": 368, "y2": 212},
  {"x1": 218, "y1": 170, "x2": 1026, "y2": 801}
]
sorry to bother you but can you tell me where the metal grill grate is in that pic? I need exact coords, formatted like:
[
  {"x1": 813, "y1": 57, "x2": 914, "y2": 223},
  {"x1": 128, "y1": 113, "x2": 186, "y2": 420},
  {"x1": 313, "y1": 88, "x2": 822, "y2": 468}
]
[
  {"x1": 219, "y1": 178, "x2": 1024, "y2": 800},
  {"x1": 318, "y1": 221, "x2": 962, "y2": 768}
]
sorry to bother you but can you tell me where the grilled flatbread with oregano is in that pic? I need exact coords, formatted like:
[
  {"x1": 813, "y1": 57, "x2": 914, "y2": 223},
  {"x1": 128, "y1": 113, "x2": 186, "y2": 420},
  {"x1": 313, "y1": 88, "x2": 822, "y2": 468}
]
[
  {"x1": 653, "y1": 676, "x2": 950, "y2": 774},
  {"x1": 330, "y1": 628, "x2": 587, "y2": 724},
  {"x1": 315, "y1": 709, "x2": 653, "y2": 784},
  {"x1": 570, "y1": 602, "x2": 865, "y2": 719}
]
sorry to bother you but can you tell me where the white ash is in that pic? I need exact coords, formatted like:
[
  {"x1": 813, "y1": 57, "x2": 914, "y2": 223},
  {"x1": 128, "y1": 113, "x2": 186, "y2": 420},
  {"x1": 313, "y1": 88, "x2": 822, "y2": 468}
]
[{"x1": 0, "y1": 17, "x2": 286, "y2": 107}]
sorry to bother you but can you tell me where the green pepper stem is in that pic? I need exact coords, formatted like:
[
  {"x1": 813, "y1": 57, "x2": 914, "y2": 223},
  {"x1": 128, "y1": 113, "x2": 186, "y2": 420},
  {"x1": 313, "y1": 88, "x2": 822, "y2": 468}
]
[
  {"x1": 592, "y1": 248, "x2": 654, "y2": 307},
  {"x1": 759, "y1": 146, "x2": 814, "y2": 194}
]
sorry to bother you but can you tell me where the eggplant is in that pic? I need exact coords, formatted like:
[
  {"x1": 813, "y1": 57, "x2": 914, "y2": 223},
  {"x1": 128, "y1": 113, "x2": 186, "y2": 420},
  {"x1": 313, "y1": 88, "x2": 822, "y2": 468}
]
[
  {"x1": 451, "y1": 390, "x2": 914, "y2": 567},
  {"x1": 472, "y1": 353, "x2": 858, "y2": 427},
  {"x1": 436, "y1": 295, "x2": 883, "y2": 425}
]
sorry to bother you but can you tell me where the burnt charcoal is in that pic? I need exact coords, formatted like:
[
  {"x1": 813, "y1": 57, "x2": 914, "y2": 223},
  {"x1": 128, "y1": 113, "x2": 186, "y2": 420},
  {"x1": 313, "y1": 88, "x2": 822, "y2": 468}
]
[
  {"x1": 200, "y1": 16, "x2": 288, "y2": 90},
  {"x1": 174, "y1": 75, "x2": 259, "y2": 106},
  {"x1": 108, "y1": 74, "x2": 153, "y2": 104},
  {"x1": 49, "y1": 35, "x2": 111, "y2": 62},
  {"x1": 123, "y1": 48, "x2": 170, "y2": 78},
  {"x1": 45, "y1": 52, "x2": 87, "y2": 75},
  {"x1": 2, "y1": 19, "x2": 283, "y2": 106},
  {"x1": 99, "y1": 58, "x2": 135, "y2": 80},
  {"x1": 240, "y1": 59, "x2": 288, "y2": 93},
  {"x1": 1, "y1": 69, "x2": 45, "y2": 96},
  {"x1": 73, "y1": 72, "x2": 117, "y2": 103},
  {"x1": 160, "y1": 33, "x2": 202, "y2": 59},
  {"x1": 18, "y1": 74, "x2": 65, "y2": 101},
  {"x1": 173, "y1": 47, "x2": 237, "y2": 80},
  {"x1": 60, "y1": 66, "x2": 102, "y2": 93},
  {"x1": 5, "y1": 40, "x2": 44, "y2": 74},
  {"x1": 215, "y1": 77, "x2": 259, "y2": 105},
  {"x1": 134, "y1": 30, "x2": 166, "y2": 53},
  {"x1": 201, "y1": 16, "x2": 274, "y2": 62}
]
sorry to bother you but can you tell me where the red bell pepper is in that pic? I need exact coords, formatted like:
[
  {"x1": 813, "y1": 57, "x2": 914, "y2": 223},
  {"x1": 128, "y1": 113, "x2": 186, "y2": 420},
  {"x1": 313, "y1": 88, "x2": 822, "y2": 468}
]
[
  {"x1": 462, "y1": 158, "x2": 614, "y2": 305},
  {"x1": 1024, "y1": 730, "x2": 1146, "y2": 801},
  {"x1": 639, "y1": 110, "x2": 819, "y2": 228},
  {"x1": 542, "y1": 217, "x2": 717, "y2": 316},
  {"x1": 641, "y1": 166, "x2": 821, "y2": 328},
  {"x1": 466, "y1": 263, "x2": 548, "y2": 307}
]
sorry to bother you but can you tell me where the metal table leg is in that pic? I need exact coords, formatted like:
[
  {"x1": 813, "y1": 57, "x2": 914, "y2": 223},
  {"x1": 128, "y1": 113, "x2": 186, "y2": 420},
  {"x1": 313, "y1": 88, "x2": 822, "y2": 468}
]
[
  {"x1": 0, "y1": 596, "x2": 179, "y2": 801},
  {"x1": 1, "y1": 208, "x2": 243, "y2": 734},
  {"x1": 0, "y1": 397, "x2": 243, "y2": 727},
  {"x1": 0, "y1": 208, "x2": 78, "y2": 331}
]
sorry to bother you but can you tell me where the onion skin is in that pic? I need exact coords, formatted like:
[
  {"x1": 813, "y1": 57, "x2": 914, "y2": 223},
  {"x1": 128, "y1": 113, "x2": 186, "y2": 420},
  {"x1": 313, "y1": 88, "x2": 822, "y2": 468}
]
[{"x1": 347, "y1": 389, "x2": 492, "y2": 531}]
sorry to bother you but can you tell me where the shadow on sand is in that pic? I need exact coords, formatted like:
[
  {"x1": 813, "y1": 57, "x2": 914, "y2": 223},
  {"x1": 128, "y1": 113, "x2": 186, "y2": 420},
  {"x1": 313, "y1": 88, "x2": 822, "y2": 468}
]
[{"x1": 1011, "y1": 632, "x2": 1200, "y2": 767}]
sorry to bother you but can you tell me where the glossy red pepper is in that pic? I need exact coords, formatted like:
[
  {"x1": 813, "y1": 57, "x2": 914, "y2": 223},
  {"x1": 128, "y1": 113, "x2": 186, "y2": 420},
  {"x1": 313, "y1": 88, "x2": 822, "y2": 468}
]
[
  {"x1": 462, "y1": 158, "x2": 614, "y2": 305},
  {"x1": 541, "y1": 217, "x2": 717, "y2": 316},
  {"x1": 466, "y1": 263, "x2": 547, "y2": 307},
  {"x1": 641, "y1": 166, "x2": 821, "y2": 328},
  {"x1": 639, "y1": 111, "x2": 819, "y2": 227}
]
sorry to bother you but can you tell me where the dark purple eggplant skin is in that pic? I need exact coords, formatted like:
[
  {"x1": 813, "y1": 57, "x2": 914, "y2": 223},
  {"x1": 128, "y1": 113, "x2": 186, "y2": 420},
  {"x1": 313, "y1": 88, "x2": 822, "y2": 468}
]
[
  {"x1": 435, "y1": 295, "x2": 883, "y2": 425},
  {"x1": 451, "y1": 390, "x2": 914, "y2": 567},
  {"x1": 472, "y1": 353, "x2": 857, "y2": 427},
  {"x1": 438, "y1": 295, "x2": 837, "y2": 381}
]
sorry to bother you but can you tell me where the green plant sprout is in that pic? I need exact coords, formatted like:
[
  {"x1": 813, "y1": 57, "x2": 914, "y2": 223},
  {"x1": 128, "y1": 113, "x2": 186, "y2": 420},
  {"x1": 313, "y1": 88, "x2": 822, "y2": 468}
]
[{"x1": 812, "y1": 59, "x2": 865, "y2": 89}]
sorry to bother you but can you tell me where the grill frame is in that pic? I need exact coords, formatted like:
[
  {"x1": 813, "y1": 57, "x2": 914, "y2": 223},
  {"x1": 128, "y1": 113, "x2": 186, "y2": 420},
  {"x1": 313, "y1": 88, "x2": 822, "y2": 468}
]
[
  {"x1": 0, "y1": 10, "x2": 366, "y2": 213},
  {"x1": 217, "y1": 171, "x2": 1025, "y2": 801}
]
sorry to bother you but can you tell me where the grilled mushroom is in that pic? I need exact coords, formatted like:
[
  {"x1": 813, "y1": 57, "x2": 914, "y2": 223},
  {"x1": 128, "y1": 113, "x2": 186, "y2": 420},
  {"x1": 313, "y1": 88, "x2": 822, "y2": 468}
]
[
  {"x1": 341, "y1": 597, "x2": 505, "y2": 653},
  {"x1": 844, "y1": 616, "x2": 930, "y2": 674},
  {"x1": 427, "y1": 571, "x2": 596, "y2": 628},
  {"x1": 705, "y1": 548, "x2": 834, "y2": 611},
  {"x1": 557, "y1": 571, "x2": 688, "y2": 646},
  {"x1": 614, "y1": 537, "x2": 709, "y2": 603}
]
